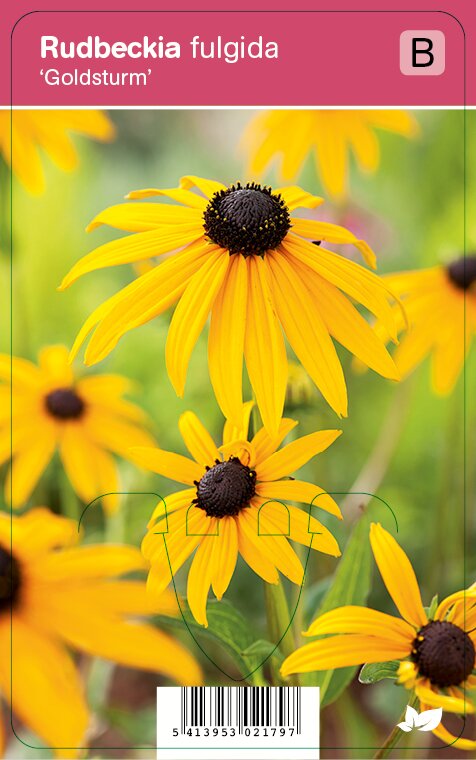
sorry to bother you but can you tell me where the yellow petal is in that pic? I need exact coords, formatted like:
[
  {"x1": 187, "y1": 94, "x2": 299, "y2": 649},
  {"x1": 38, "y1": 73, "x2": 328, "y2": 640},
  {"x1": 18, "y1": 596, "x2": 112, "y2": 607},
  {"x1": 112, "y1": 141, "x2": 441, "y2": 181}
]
[
  {"x1": 223, "y1": 400, "x2": 255, "y2": 447},
  {"x1": 244, "y1": 256, "x2": 287, "y2": 436},
  {"x1": 283, "y1": 236, "x2": 398, "y2": 341},
  {"x1": 58, "y1": 426, "x2": 116, "y2": 507},
  {"x1": 86, "y1": 202, "x2": 202, "y2": 232},
  {"x1": 1, "y1": 616, "x2": 89, "y2": 753},
  {"x1": 179, "y1": 411, "x2": 220, "y2": 466},
  {"x1": 251, "y1": 418, "x2": 298, "y2": 464},
  {"x1": 83, "y1": 239, "x2": 211, "y2": 365},
  {"x1": 8, "y1": 427, "x2": 57, "y2": 507},
  {"x1": 305, "y1": 275, "x2": 399, "y2": 380},
  {"x1": 236, "y1": 514, "x2": 279, "y2": 584},
  {"x1": 243, "y1": 507, "x2": 304, "y2": 584},
  {"x1": 274, "y1": 186, "x2": 324, "y2": 211},
  {"x1": 266, "y1": 252, "x2": 348, "y2": 416},
  {"x1": 147, "y1": 489, "x2": 196, "y2": 529},
  {"x1": 43, "y1": 601, "x2": 203, "y2": 685},
  {"x1": 187, "y1": 535, "x2": 216, "y2": 626},
  {"x1": 60, "y1": 226, "x2": 201, "y2": 290},
  {"x1": 305, "y1": 605, "x2": 415, "y2": 643},
  {"x1": 166, "y1": 249, "x2": 230, "y2": 396},
  {"x1": 257, "y1": 429, "x2": 341, "y2": 482},
  {"x1": 259, "y1": 501, "x2": 341, "y2": 558},
  {"x1": 291, "y1": 218, "x2": 376, "y2": 269},
  {"x1": 313, "y1": 117, "x2": 347, "y2": 201},
  {"x1": 38, "y1": 345, "x2": 74, "y2": 387},
  {"x1": 35, "y1": 544, "x2": 145, "y2": 581},
  {"x1": 426, "y1": 717, "x2": 476, "y2": 751},
  {"x1": 415, "y1": 682, "x2": 474, "y2": 714},
  {"x1": 256, "y1": 479, "x2": 342, "y2": 519},
  {"x1": 281, "y1": 634, "x2": 411, "y2": 676},
  {"x1": 130, "y1": 446, "x2": 203, "y2": 486},
  {"x1": 370, "y1": 523, "x2": 427, "y2": 628},
  {"x1": 125, "y1": 186, "x2": 207, "y2": 209},
  {"x1": 211, "y1": 517, "x2": 239, "y2": 599},
  {"x1": 209, "y1": 254, "x2": 248, "y2": 428},
  {"x1": 180, "y1": 175, "x2": 227, "y2": 198}
]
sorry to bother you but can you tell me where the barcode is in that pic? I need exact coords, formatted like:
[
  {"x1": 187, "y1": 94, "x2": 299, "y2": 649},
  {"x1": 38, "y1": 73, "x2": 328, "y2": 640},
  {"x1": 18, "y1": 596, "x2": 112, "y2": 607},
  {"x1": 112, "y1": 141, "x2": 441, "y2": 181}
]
[{"x1": 180, "y1": 687, "x2": 301, "y2": 735}]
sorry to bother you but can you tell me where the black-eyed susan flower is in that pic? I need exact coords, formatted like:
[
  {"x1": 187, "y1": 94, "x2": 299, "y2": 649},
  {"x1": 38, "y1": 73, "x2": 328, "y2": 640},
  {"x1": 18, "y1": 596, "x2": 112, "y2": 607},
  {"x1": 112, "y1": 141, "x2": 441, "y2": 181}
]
[
  {"x1": 0, "y1": 508, "x2": 201, "y2": 756},
  {"x1": 376, "y1": 256, "x2": 476, "y2": 395},
  {"x1": 242, "y1": 110, "x2": 419, "y2": 201},
  {"x1": 0, "y1": 345, "x2": 154, "y2": 511},
  {"x1": 60, "y1": 175, "x2": 400, "y2": 435},
  {"x1": 0, "y1": 110, "x2": 115, "y2": 194},
  {"x1": 282, "y1": 523, "x2": 476, "y2": 750},
  {"x1": 134, "y1": 404, "x2": 342, "y2": 627}
]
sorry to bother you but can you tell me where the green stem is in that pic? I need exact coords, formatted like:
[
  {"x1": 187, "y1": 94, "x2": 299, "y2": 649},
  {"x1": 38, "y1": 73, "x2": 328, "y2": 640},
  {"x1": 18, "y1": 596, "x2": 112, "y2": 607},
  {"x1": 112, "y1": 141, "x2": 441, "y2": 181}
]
[
  {"x1": 264, "y1": 579, "x2": 298, "y2": 685},
  {"x1": 373, "y1": 692, "x2": 418, "y2": 759},
  {"x1": 341, "y1": 380, "x2": 414, "y2": 519},
  {"x1": 60, "y1": 470, "x2": 80, "y2": 523}
]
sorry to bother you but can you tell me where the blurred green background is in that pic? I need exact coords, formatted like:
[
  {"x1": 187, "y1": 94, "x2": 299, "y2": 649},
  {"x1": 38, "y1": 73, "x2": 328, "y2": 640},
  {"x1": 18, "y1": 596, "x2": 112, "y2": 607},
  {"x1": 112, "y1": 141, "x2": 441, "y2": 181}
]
[{"x1": 1, "y1": 109, "x2": 475, "y2": 758}]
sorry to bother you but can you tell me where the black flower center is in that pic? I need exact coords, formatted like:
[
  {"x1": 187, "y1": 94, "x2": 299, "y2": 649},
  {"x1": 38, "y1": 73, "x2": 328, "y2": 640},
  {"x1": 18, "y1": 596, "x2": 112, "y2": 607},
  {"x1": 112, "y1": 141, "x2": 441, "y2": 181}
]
[
  {"x1": 193, "y1": 457, "x2": 257, "y2": 518},
  {"x1": 203, "y1": 182, "x2": 291, "y2": 257},
  {"x1": 412, "y1": 620, "x2": 475, "y2": 688},
  {"x1": 0, "y1": 546, "x2": 22, "y2": 613},
  {"x1": 45, "y1": 387, "x2": 85, "y2": 420},
  {"x1": 446, "y1": 255, "x2": 476, "y2": 291}
]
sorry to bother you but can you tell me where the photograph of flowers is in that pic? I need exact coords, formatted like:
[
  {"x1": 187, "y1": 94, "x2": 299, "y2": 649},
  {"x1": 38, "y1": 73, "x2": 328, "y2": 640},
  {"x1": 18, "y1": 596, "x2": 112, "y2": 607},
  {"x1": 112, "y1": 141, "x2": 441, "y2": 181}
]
[{"x1": 0, "y1": 107, "x2": 474, "y2": 758}]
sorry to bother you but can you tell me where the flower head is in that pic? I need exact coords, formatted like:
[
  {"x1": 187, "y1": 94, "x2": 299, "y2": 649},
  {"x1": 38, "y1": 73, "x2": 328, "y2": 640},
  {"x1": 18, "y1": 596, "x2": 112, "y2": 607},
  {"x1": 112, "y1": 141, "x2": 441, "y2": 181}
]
[
  {"x1": 0, "y1": 345, "x2": 155, "y2": 511},
  {"x1": 60, "y1": 175, "x2": 400, "y2": 435},
  {"x1": 0, "y1": 508, "x2": 201, "y2": 755},
  {"x1": 134, "y1": 403, "x2": 343, "y2": 626},
  {"x1": 375, "y1": 256, "x2": 476, "y2": 395},
  {"x1": 0, "y1": 110, "x2": 115, "y2": 194},
  {"x1": 282, "y1": 523, "x2": 476, "y2": 750},
  {"x1": 242, "y1": 110, "x2": 419, "y2": 200}
]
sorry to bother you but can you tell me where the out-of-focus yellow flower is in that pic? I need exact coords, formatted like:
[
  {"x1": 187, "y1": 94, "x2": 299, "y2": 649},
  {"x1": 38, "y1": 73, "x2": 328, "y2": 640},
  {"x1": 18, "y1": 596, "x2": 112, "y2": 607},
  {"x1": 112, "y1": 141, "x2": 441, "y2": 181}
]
[
  {"x1": 0, "y1": 345, "x2": 154, "y2": 512},
  {"x1": 0, "y1": 110, "x2": 115, "y2": 194},
  {"x1": 242, "y1": 110, "x2": 419, "y2": 201},
  {"x1": 60, "y1": 175, "x2": 400, "y2": 435},
  {"x1": 0, "y1": 508, "x2": 202, "y2": 756},
  {"x1": 285, "y1": 361, "x2": 316, "y2": 409},
  {"x1": 374, "y1": 256, "x2": 476, "y2": 395},
  {"x1": 282, "y1": 523, "x2": 476, "y2": 750},
  {"x1": 135, "y1": 403, "x2": 342, "y2": 627}
]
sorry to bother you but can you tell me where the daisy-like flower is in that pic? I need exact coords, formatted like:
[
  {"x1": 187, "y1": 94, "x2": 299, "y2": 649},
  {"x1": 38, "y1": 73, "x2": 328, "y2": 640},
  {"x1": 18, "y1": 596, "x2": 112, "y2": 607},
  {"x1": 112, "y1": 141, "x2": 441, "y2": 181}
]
[
  {"x1": 282, "y1": 523, "x2": 476, "y2": 751},
  {"x1": 0, "y1": 345, "x2": 154, "y2": 511},
  {"x1": 134, "y1": 403, "x2": 342, "y2": 627},
  {"x1": 0, "y1": 110, "x2": 115, "y2": 194},
  {"x1": 60, "y1": 175, "x2": 400, "y2": 435},
  {"x1": 0, "y1": 508, "x2": 201, "y2": 756},
  {"x1": 375, "y1": 256, "x2": 476, "y2": 395},
  {"x1": 242, "y1": 110, "x2": 419, "y2": 201}
]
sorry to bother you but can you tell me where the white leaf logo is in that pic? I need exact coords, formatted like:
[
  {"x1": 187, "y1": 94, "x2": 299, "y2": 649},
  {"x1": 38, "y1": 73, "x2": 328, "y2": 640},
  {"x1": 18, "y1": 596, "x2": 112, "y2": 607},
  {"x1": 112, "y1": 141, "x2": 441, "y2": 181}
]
[{"x1": 397, "y1": 705, "x2": 442, "y2": 733}]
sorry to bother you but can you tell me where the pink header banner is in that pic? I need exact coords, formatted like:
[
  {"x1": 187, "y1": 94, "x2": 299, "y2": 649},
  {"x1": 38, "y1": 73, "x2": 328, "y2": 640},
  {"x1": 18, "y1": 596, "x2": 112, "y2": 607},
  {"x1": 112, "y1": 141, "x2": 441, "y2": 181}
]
[{"x1": 6, "y1": 4, "x2": 473, "y2": 106}]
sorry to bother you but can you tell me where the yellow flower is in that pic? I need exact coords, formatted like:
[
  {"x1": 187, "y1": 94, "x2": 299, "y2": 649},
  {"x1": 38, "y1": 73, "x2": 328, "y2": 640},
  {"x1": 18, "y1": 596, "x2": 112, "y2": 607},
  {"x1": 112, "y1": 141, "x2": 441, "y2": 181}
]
[
  {"x1": 0, "y1": 110, "x2": 115, "y2": 195},
  {"x1": 134, "y1": 403, "x2": 342, "y2": 627},
  {"x1": 374, "y1": 256, "x2": 476, "y2": 395},
  {"x1": 0, "y1": 508, "x2": 202, "y2": 756},
  {"x1": 282, "y1": 523, "x2": 476, "y2": 751},
  {"x1": 60, "y1": 175, "x2": 399, "y2": 435},
  {"x1": 242, "y1": 110, "x2": 419, "y2": 201},
  {"x1": 0, "y1": 345, "x2": 155, "y2": 512}
]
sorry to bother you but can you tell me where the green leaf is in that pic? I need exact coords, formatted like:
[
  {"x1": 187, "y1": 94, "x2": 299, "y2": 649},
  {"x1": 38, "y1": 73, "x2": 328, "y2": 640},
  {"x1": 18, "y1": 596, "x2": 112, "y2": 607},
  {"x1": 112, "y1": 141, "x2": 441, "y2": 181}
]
[
  {"x1": 104, "y1": 706, "x2": 156, "y2": 745},
  {"x1": 358, "y1": 660, "x2": 401, "y2": 684},
  {"x1": 425, "y1": 594, "x2": 439, "y2": 619},
  {"x1": 156, "y1": 599, "x2": 269, "y2": 681},
  {"x1": 303, "y1": 513, "x2": 373, "y2": 707},
  {"x1": 242, "y1": 639, "x2": 285, "y2": 667}
]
